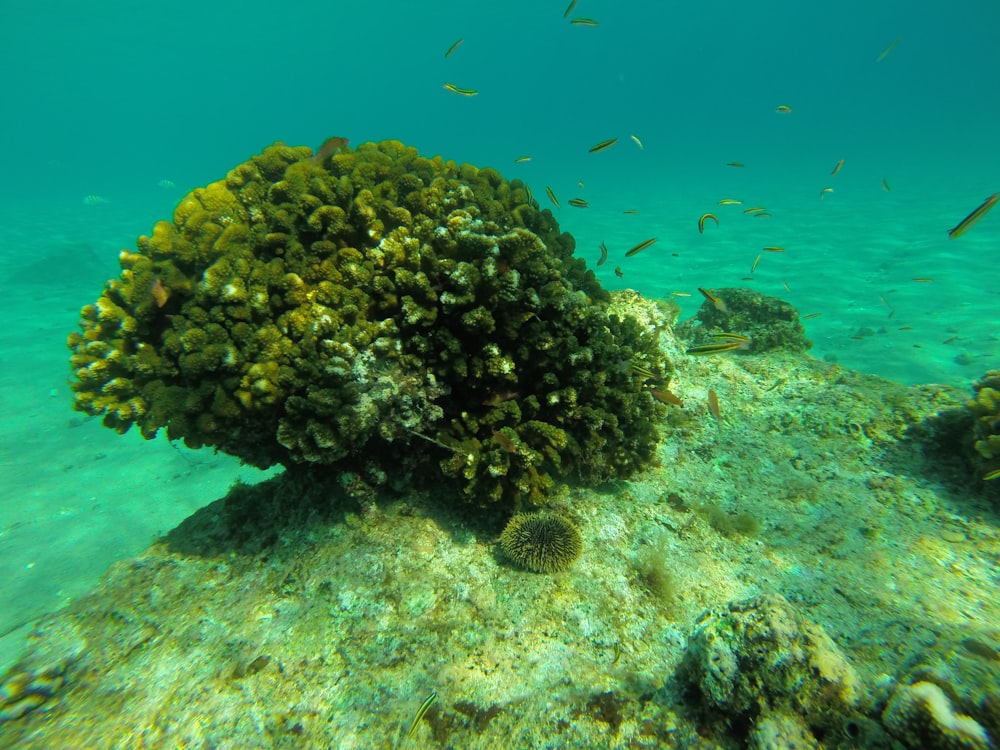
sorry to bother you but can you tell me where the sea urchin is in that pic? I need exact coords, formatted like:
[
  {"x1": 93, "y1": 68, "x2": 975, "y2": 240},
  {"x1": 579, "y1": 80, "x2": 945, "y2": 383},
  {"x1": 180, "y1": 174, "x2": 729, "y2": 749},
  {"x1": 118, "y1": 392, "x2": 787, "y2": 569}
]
[{"x1": 499, "y1": 512, "x2": 582, "y2": 573}]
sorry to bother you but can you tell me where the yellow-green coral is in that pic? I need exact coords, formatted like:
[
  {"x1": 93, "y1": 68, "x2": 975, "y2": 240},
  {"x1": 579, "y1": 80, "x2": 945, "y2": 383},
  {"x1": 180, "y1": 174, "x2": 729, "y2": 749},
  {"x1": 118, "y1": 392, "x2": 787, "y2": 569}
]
[
  {"x1": 968, "y1": 371, "x2": 1000, "y2": 479},
  {"x1": 68, "y1": 140, "x2": 667, "y2": 507}
]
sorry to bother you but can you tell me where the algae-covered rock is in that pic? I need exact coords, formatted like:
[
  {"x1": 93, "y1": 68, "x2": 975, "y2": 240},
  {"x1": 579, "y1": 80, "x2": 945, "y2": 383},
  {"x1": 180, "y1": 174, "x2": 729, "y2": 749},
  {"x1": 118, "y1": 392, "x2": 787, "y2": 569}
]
[
  {"x1": 676, "y1": 287, "x2": 811, "y2": 353},
  {"x1": 67, "y1": 140, "x2": 667, "y2": 508},
  {"x1": 680, "y1": 593, "x2": 861, "y2": 740}
]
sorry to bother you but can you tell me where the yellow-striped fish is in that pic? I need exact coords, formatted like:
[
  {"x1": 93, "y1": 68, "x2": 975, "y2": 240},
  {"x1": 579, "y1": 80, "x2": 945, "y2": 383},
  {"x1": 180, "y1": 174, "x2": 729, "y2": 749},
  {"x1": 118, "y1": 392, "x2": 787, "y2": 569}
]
[
  {"x1": 750, "y1": 254, "x2": 762, "y2": 273},
  {"x1": 984, "y1": 468, "x2": 1000, "y2": 481},
  {"x1": 443, "y1": 82, "x2": 478, "y2": 96},
  {"x1": 545, "y1": 186, "x2": 559, "y2": 207},
  {"x1": 697, "y1": 287, "x2": 728, "y2": 313},
  {"x1": 623, "y1": 209, "x2": 639, "y2": 215},
  {"x1": 820, "y1": 187, "x2": 834, "y2": 199},
  {"x1": 564, "y1": 0, "x2": 578, "y2": 17},
  {"x1": 514, "y1": 156, "x2": 531, "y2": 163},
  {"x1": 698, "y1": 213, "x2": 718, "y2": 233},
  {"x1": 763, "y1": 246, "x2": 784, "y2": 253},
  {"x1": 831, "y1": 158, "x2": 845, "y2": 176},
  {"x1": 775, "y1": 105, "x2": 792, "y2": 113},
  {"x1": 718, "y1": 199, "x2": 742, "y2": 206},
  {"x1": 570, "y1": 17, "x2": 598, "y2": 26},
  {"x1": 876, "y1": 36, "x2": 901, "y2": 62},
  {"x1": 625, "y1": 237, "x2": 657, "y2": 257},
  {"x1": 568, "y1": 198, "x2": 589, "y2": 208},
  {"x1": 445, "y1": 39, "x2": 464, "y2": 58},
  {"x1": 588, "y1": 137, "x2": 618, "y2": 153},
  {"x1": 726, "y1": 161, "x2": 745, "y2": 167},
  {"x1": 686, "y1": 341, "x2": 744, "y2": 355},
  {"x1": 630, "y1": 134, "x2": 644, "y2": 150},
  {"x1": 743, "y1": 206, "x2": 766, "y2": 214},
  {"x1": 803, "y1": 312, "x2": 822, "y2": 319},
  {"x1": 948, "y1": 193, "x2": 998, "y2": 239},
  {"x1": 407, "y1": 691, "x2": 438, "y2": 737}
]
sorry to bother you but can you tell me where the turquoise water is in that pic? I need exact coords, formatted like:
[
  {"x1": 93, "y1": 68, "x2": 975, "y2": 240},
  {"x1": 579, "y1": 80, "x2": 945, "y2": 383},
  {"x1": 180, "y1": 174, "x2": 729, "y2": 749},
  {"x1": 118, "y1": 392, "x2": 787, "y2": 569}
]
[{"x1": 0, "y1": 0, "x2": 999, "y2": 742}]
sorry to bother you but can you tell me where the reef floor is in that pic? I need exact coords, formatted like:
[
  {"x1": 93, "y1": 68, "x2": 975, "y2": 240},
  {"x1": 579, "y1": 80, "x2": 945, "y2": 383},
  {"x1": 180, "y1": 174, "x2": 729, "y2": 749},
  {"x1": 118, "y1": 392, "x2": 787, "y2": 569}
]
[{"x1": 1, "y1": 294, "x2": 997, "y2": 749}]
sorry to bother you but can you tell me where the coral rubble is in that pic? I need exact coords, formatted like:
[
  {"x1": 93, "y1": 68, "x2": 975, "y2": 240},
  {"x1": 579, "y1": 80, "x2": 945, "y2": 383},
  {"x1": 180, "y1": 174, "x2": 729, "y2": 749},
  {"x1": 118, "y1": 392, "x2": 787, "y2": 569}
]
[{"x1": 67, "y1": 140, "x2": 667, "y2": 508}]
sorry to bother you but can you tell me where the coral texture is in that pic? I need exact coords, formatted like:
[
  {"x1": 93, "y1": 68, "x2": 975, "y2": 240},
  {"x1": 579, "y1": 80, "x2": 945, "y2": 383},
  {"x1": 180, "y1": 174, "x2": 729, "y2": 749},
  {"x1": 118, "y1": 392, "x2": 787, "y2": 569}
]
[
  {"x1": 680, "y1": 593, "x2": 861, "y2": 738},
  {"x1": 967, "y1": 371, "x2": 1000, "y2": 479},
  {"x1": 677, "y1": 287, "x2": 811, "y2": 353},
  {"x1": 67, "y1": 140, "x2": 666, "y2": 507},
  {"x1": 883, "y1": 682, "x2": 993, "y2": 750},
  {"x1": 499, "y1": 512, "x2": 583, "y2": 573}
]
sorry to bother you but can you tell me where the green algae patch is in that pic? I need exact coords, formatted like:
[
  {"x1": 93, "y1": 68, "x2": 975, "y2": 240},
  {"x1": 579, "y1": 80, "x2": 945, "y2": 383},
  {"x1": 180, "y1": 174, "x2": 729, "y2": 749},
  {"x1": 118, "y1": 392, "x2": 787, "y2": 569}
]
[{"x1": 67, "y1": 140, "x2": 667, "y2": 509}]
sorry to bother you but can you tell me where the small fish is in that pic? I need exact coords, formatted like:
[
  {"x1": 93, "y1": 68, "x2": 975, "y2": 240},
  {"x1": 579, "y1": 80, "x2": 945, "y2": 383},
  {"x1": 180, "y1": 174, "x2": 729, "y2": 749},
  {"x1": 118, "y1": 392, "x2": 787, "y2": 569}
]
[
  {"x1": 570, "y1": 17, "x2": 599, "y2": 26},
  {"x1": 157, "y1": 179, "x2": 176, "y2": 189},
  {"x1": 697, "y1": 287, "x2": 729, "y2": 314},
  {"x1": 750, "y1": 254, "x2": 762, "y2": 274},
  {"x1": 545, "y1": 186, "x2": 559, "y2": 207},
  {"x1": 912, "y1": 277, "x2": 934, "y2": 283},
  {"x1": 697, "y1": 213, "x2": 719, "y2": 233},
  {"x1": 882, "y1": 178, "x2": 891, "y2": 192},
  {"x1": 631, "y1": 361, "x2": 658, "y2": 380},
  {"x1": 597, "y1": 241, "x2": 609, "y2": 266},
  {"x1": 803, "y1": 312, "x2": 822, "y2": 319},
  {"x1": 898, "y1": 326, "x2": 913, "y2": 331},
  {"x1": 568, "y1": 198, "x2": 589, "y2": 208},
  {"x1": 707, "y1": 389, "x2": 721, "y2": 420},
  {"x1": 444, "y1": 38, "x2": 464, "y2": 58},
  {"x1": 775, "y1": 105, "x2": 792, "y2": 113},
  {"x1": 876, "y1": 36, "x2": 901, "y2": 62},
  {"x1": 150, "y1": 277, "x2": 170, "y2": 308},
  {"x1": 948, "y1": 193, "x2": 998, "y2": 239},
  {"x1": 671, "y1": 291, "x2": 692, "y2": 297},
  {"x1": 564, "y1": 0, "x2": 578, "y2": 17},
  {"x1": 711, "y1": 332, "x2": 750, "y2": 343},
  {"x1": 984, "y1": 468, "x2": 1000, "y2": 481},
  {"x1": 82, "y1": 194, "x2": 108, "y2": 205},
  {"x1": 312, "y1": 136, "x2": 350, "y2": 163},
  {"x1": 743, "y1": 206, "x2": 766, "y2": 214},
  {"x1": 407, "y1": 691, "x2": 438, "y2": 738},
  {"x1": 588, "y1": 138, "x2": 618, "y2": 153},
  {"x1": 623, "y1": 209, "x2": 639, "y2": 215},
  {"x1": 630, "y1": 134, "x2": 644, "y2": 150},
  {"x1": 443, "y1": 82, "x2": 478, "y2": 96},
  {"x1": 525, "y1": 185, "x2": 534, "y2": 206},
  {"x1": 763, "y1": 246, "x2": 785, "y2": 253},
  {"x1": 686, "y1": 342, "x2": 744, "y2": 355},
  {"x1": 782, "y1": 280, "x2": 791, "y2": 292},
  {"x1": 578, "y1": 181, "x2": 584, "y2": 188},
  {"x1": 754, "y1": 212, "x2": 771, "y2": 218},
  {"x1": 727, "y1": 161, "x2": 745, "y2": 167},
  {"x1": 514, "y1": 156, "x2": 531, "y2": 163},
  {"x1": 611, "y1": 641, "x2": 622, "y2": 664},
  {"x1": 831, "y1": 159, "x2": 845, "y2": 176},
  {"x1": 625, "y1": 237, "x2": 657, "y2": 257},
  {"x1": 651, "y1": 388, "x2": 683, "y2": 406},
  {"x1": 718, "y1": 199, "x2": 742, "y2": 206},
  {"x1": 820, "y1": 187, "x2": 834, "y2": 199},
  {"x1": 614, "y1": 266, "x2": 624, "y2": 278}
]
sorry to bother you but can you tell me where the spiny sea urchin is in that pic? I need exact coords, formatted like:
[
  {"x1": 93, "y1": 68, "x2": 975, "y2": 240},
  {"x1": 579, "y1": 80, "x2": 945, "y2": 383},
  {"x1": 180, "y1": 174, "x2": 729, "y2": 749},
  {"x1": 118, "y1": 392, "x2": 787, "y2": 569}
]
[{"x1": 499, "y1": 512, "x2": 582, "y2": 573}]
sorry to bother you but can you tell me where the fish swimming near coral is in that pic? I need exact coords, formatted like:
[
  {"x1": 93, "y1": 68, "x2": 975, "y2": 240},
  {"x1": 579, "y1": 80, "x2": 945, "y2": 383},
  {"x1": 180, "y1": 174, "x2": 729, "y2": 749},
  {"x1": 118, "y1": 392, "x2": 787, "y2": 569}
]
[{"x1": 311, "y1": 136, "x2": 350, "y2": 164}]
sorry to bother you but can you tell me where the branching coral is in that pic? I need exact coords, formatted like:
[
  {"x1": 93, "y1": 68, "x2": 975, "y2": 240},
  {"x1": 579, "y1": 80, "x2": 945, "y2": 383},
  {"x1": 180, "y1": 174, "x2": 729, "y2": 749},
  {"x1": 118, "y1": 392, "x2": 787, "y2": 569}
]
[{"x1": 68, "y1": 140, "x2": 667, "y2": 508}]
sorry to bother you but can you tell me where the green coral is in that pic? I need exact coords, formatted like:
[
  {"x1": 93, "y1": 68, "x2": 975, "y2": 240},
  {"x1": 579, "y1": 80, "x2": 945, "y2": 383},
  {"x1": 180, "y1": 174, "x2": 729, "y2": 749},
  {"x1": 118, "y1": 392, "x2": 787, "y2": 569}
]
[
  {"x1": 676, "y1": 287, "x2": 812, "y2": 353},
  {"x1": 67, "y1": 140, "x2": 667, "y2": 508},
  {"x1": 967, "y1": 370, "x2": 1000, "y2": 480}
]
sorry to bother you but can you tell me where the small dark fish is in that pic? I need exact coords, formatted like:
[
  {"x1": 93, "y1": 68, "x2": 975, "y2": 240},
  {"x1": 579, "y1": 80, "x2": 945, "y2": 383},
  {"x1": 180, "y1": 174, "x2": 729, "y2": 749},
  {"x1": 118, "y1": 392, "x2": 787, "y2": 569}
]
[
  {"x1": 445, "y1": 38, "x2": 464, "y2": 58},
  {"x1": 623, "y1": 209, "x2": 639, "y2": 215},
  {"x1": 614, "y1": 266, "x2": 624, "y2": 278},
  {"x1": 568, "y1": 198, "x2": 589, "y2": 208},
  {"x1": 597, "y1": 241, "x2": 609, "y2": 266},
  {"x1": 948, "y1": 193, "x2": 998, "y2": 239},
  {"x1": 312, "y1": 136, "x2": 350, "y2": 164},
  {"x1": 625, "y1": 237, "x2": 657, "y2": 257},
  {"x1": 588, "y1": 138, "x2": 618, "y2": 153},
  {"x1": 831, "y1": 158, "x2": 845, "y2": 176},
  {"x1": 570, "y1": 17, "x2": 599, "y2": 26},
  {"x1": 564, "y1": 0, "x2": 578, "y2": 17},
  {"x1": 876, "y1": 36, "x2": 901, "y2": 62},
  {"x1": 726, "y1": 161, "x2": 745, "y2": 167}
]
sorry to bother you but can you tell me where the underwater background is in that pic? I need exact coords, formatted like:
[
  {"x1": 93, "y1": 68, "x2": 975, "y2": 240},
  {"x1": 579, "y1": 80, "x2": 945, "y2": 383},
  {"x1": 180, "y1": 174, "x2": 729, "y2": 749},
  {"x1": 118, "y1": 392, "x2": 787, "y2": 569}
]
[{"x1": 1, "y1": 0, "x2": 999, "y2": 747}]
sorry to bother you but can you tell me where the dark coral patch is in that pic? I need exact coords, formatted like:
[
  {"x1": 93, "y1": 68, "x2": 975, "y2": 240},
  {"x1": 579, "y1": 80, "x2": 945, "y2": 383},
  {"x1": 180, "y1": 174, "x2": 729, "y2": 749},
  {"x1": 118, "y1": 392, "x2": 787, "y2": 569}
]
[{"x1": 67, "y1": 140, "x2": 666, "y2": 508}]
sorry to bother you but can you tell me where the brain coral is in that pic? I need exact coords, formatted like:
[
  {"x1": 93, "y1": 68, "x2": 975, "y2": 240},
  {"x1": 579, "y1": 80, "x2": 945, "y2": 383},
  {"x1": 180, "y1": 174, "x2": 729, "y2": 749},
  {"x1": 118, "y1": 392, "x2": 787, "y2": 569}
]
[{"x1": 67, "y1": 140, "x2": 667, "y2": 508}]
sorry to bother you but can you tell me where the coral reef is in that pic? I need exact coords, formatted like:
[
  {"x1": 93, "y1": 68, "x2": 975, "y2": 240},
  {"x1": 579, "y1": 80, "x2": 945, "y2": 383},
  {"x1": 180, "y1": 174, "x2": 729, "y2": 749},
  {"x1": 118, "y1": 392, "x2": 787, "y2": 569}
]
[
  {"x1": 881, "y1": 633, "x2": 1000, "y2": 750},
  {"x1": 0, "y1": 619, "x2": 84, "y2": 723},
  {"x1": 680, "y1": 593, "x2": 862, "y2": 744},
  {"x1": 676, "y1": 287, "x2": 812, "y2": 353},
  {"x1": 67, "y1": 140, "x2": 668, "y2": 508},
  {"x1": 967, "y1": 371, "x2": 1000, "y2": 480},
  {"x1": 883, "y1": 682, "x2": 992, "y2": 750},
  {"x1": 499, "y1": 511, "x2": 582, "y2": 573}
]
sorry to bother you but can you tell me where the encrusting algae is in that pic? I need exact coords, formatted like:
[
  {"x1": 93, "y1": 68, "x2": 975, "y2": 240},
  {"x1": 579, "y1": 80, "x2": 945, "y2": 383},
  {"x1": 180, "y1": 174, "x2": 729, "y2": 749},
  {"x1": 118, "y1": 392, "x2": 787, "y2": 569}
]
[{"x1": 66, "y1": 139, "x2": 668, "y2": 509}]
